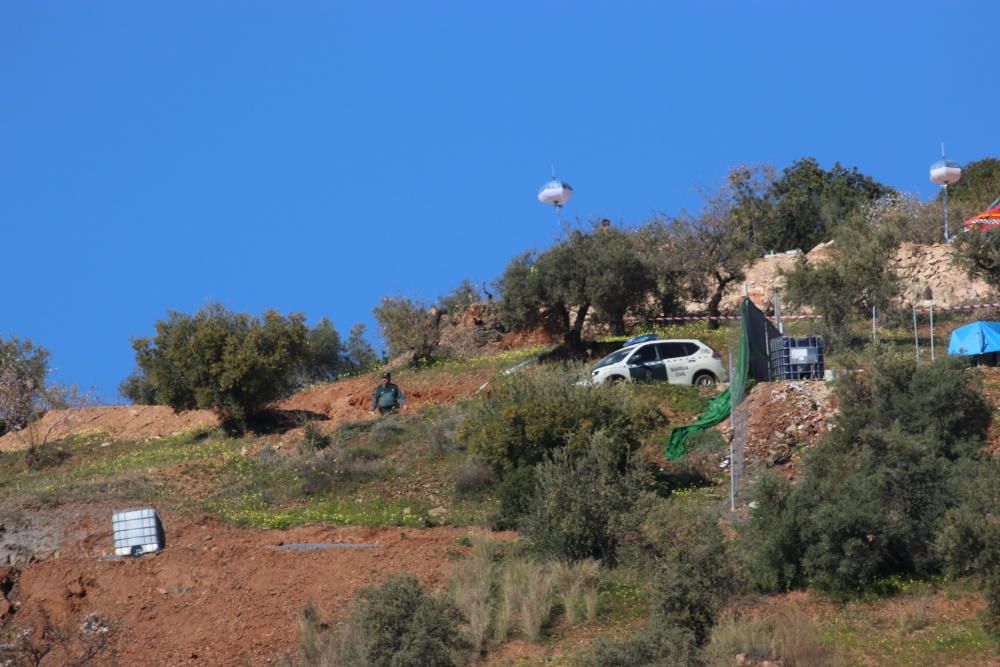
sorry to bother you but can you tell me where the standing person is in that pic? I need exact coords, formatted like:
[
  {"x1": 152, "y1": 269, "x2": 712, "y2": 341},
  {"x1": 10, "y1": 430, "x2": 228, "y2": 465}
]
[{"x1": 371, "y1": 371, "x2": 406, "y2": 415}]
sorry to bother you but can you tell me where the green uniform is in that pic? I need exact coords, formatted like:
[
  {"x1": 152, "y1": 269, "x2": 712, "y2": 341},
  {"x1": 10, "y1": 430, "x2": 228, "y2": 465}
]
[{"x1": 372, "y1": 382, "x2": 405, "y2": 414}]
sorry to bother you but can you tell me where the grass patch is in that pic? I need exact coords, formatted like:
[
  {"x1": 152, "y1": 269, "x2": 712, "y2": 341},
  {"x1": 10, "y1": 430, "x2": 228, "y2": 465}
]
[
  {"x1": 0, "y1": 430, "x2": 238, "y2": 506},
  {"x1": 634, "y1": 383, "x2": 712, "y2": 420},
  {"x1": 825, "y1": 590, "x2": 996, "y2": 666},
  {"x1": 207, "y1": 494, "x2": 433, "y2": 529}
]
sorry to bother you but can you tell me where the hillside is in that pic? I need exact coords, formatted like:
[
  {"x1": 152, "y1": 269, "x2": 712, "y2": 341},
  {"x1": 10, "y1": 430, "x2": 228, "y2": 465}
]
[{"x1": 1, "y1": 333, "x2": 999, "y2": 665}]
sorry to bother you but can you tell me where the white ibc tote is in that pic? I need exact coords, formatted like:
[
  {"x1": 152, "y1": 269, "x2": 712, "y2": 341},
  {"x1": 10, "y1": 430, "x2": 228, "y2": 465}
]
[{"x1": 112, "y1": 508, "x2": 165, "y2": 556}]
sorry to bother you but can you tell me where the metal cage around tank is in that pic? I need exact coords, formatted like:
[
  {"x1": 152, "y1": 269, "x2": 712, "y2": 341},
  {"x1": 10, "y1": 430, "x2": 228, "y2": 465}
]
[
  {"x1": 768, "y1": 336, "x2": 825, "y2": 381},
  {"x1": 112, "y1": 508, "x2": 165, "y2": 557}
]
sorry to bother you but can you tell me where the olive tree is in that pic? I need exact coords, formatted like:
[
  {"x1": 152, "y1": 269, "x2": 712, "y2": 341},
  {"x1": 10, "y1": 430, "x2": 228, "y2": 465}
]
[
  {"x1": 123, "y1": 303, "x2": 310, "y2": 429},
  {"x1": 498, "y1": 224, "x2": 656, "y2": 344}
]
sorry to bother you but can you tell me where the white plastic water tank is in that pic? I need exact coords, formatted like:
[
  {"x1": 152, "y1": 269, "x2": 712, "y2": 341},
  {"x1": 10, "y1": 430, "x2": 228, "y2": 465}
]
[{"x1": 112, "y1": 508, "x2": 165, "y2": 556}]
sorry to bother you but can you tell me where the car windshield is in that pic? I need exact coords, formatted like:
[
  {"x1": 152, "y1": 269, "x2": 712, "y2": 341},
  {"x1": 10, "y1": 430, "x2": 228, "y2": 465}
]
[{"x1": 593, "y1": 348, "x2": 632, "y2": 370}]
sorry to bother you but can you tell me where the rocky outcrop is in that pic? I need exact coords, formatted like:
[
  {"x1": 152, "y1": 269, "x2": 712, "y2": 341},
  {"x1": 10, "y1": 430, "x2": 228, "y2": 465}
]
[
  {"x1": 717, "y1": 242, "x2": 994, "y2": 313},
  {"x1": 720, "y1": 380, "x2": 837, "y2": 476}
]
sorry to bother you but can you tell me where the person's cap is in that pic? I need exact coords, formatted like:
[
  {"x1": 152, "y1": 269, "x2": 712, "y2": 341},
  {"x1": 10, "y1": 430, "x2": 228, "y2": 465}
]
[{"x1": 382, "y1": 372, "x2": 391, "y2": 379}]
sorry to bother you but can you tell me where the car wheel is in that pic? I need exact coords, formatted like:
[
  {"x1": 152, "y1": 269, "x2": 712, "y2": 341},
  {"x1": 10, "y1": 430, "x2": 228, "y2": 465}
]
[
  {"x1": 693, "y1": 372, "x2": 717, "y2": 387},
  {"x1": 606, "y1": 375, "x2": 626, "y2": 386}
]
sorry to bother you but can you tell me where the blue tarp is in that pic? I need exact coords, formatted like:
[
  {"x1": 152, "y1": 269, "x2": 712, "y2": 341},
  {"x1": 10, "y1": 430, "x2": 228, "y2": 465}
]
[{"x1": 948, "y1": 321, "x2": 1000, "y2": 356}]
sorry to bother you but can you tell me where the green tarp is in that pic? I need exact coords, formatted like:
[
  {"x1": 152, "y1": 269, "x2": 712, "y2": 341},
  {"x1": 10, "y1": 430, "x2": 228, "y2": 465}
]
[{"x1": 664, "y1": 298, "x2": 759, "y2": 460}]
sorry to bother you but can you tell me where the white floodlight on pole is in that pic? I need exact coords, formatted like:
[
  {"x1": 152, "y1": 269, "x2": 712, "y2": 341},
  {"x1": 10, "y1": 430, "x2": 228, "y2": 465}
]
[
  {"x1": 930, "y1": 143, "x2": 962, "y2": 242},
  {"x1": 538, "y1": 166, "x2": 574, "y2": 225}
]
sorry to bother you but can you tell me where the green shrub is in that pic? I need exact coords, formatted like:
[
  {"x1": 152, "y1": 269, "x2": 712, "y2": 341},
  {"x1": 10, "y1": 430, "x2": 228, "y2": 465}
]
[
  {"x1": 741, "y1": 354, "x2": 993, "y2": 596},
  {"x1": 0, "y1": 336, "x2": 50, "y2": 436},
  {"x1": 332, "y1": 419, "x2": 375, "y2": 445},
  {"x1": 299, "y1": 317, "x2": 344, "y2": 384},
  {"x1": 521, "y1": 432, "x2": 649, "y2": 562},
  {"x1": 682, "y1": 429, "x2": 728, "y2": 474},
  {"x1": 344, "y1": 445, "x2": 381, "y2": 462},
  {"x1": 488, "y1": 465, "x2": 537, "y2": 530},
  {"x1": 24, "y1": 444, "x2": 71, "y2": 471},
  {"x1": 296, "y1": 452, "x2": 388, "y2": 496},
  {"x1": 986, "y1": 573, "x2": 1000, "y2": 639},
  {"x1": 458, "y1": 371, "x2": 666, "y2": 471},
  {"x1": 575, "y1": 623, "x2": 697, "y2": 667},
  {"x1": 343, "y1": 323, "x2": 379, "y2": 375},
  {"x1": 293, "y1": 574, "x2": 468, "y2": 667},
  {"x1": 935, "y1": 458, "x2": 1000, "y2": 637},
  {"x1": 124, "y1": 303, "x2": 310, "y2": 430},
  {"x1": 438, "y1": 278, "x2": 482, "y2": 315},
  {"x1": 369, "y1": 414, "x2": 410, "y2": 446},
  {"x1": 426, "y1": 406, "x2": 465, "y2": 458},
  {"x1": 640, "y1": 501, "x2": 736, "y2": 646},
  {"x1": 300, "y1": 421, "x2": 331, "y2": 452},
  {"x1": 738, "y1": 474, "x2": 806, "y2": 593},
  {"x1": 685, "y1": 429, "x2": 725, "y2": 453},
  {"x1": 453, "y1": 458, "x2": 494, "y2": 498},
  {"x1": 373, "y1": 296, "x2": 445, "y2": 365},
  {"x1": 358, "y1": 574, "x2": 467, "y2": 666}
]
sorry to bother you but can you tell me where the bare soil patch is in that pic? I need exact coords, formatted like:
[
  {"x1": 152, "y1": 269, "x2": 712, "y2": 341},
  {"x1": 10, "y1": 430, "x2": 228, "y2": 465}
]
[
  {"x1": 3, "y1": 506, "x2": 501, "y2": 665},
  {"x1": 277, "y1": 368, "x2": 494, "y2": 430},
  {"x1": 0, "y1": 406, "x2": 219, "y2": 453},
  {"x1": 0, "y1": 366, "x2": 494, "y2": 454},
  {"x1": 720, "y1": 380, "x2": 837, "y2": 479}
]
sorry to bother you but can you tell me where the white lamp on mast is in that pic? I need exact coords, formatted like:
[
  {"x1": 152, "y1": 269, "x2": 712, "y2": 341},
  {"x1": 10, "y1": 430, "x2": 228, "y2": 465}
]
[
  {"x1": 538, "y1": 167, "x2": 574, "y2": 223},
  {"x1": 929, "y1": 144, "x2": 962, "y2": 242}
]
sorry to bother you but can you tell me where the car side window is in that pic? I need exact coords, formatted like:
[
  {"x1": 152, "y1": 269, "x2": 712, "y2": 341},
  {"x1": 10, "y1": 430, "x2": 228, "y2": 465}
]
[
  {"x1": 656, "y1": 342, "x2": 686, "y2": 360},
  {"x1": 630, "y1": 345, "x2": 658, "y2": 363},
  {"x1": 683, "y1": 343, "x2": 700, "y2": 356}
]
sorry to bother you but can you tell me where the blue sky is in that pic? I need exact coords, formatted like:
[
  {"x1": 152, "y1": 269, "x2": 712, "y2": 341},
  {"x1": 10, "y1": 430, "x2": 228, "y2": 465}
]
[{"x1": 2, "y1": 1, "x2": 998, "y2": 399}]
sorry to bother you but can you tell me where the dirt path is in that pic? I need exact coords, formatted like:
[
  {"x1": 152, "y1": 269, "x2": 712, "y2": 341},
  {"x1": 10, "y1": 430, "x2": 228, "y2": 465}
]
[{"x1": 4, "y1": 505, "x2": 498, "y2": 665}]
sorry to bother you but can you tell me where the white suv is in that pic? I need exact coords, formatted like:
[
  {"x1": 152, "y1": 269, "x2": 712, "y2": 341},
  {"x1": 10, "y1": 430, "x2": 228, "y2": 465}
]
[{"x1": 587, "y1": 337, "x2": 727, "y2": 387}]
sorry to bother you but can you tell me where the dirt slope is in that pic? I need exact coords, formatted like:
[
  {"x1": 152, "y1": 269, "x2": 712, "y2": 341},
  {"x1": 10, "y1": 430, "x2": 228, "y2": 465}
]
[
  {"x1": 278, "y1": 368, "x2": 494, "y2": 424},
  {"x1": 0, "y1": 406, "x2": 219, "y2": 452},
  {"x1": 0, "y1": 367, "x2": 496, "y2": 453},
  {"x1": 3, "y1": 504, "x2": 501, "y2": 665}
]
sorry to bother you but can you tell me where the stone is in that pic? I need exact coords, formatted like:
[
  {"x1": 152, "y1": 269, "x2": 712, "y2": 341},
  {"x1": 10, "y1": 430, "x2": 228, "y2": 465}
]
[{"x1": 427, "y1": 507, "x2": 448, "y2": 519}]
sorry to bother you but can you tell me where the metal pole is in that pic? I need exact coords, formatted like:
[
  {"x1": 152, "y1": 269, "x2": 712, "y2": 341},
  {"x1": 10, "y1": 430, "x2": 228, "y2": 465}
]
[
  {"x1": 913, "y1": 304, "x2": 920, "y2": 363},
  {"x1": 944, "y1": 184, "x2": 950, "y2": 243},
  {"x1": 774, "y1": 292, "x2": 783, "y2": 335},
  {"x1": 942, "y1": 142, "x2": 951, "y2": 243},
  {"x1": 728, "y1": 346, "x2": 735, "y2": 512},
  {"x1": 930, "y1": 302, "x2": 935, "y2": 361},
  {"x1": 872, "y1": 306, "x2": 877, "y2": 343}
]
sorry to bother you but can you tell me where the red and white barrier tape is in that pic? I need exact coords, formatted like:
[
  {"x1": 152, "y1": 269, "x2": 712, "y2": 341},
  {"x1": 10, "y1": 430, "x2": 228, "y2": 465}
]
[
  {"x1": 650, "y1": 301, "x2": 1000, "y2": 323},
  {"x1": 649, "y1": 313, "x2": 820, "y2": 322},
  {"x1": 931, "y1": 302, "x2": 1000, "y2": 313}
]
